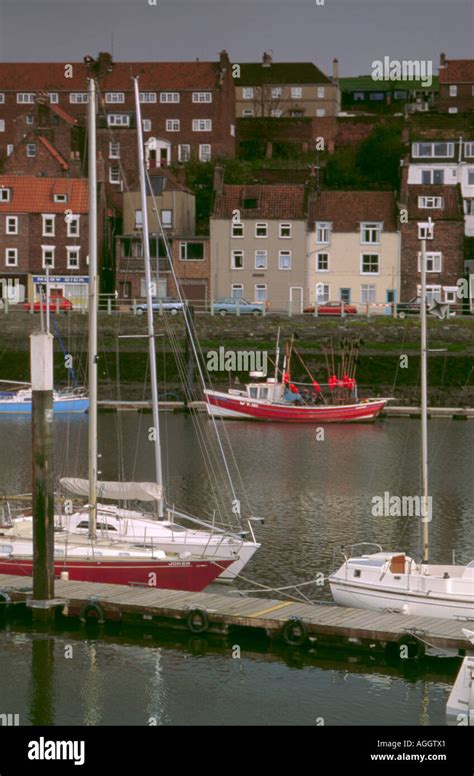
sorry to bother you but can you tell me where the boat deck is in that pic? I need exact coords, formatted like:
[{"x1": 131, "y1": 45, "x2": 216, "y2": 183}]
[{"x1": 0, "y1": 574, "x2": 471, "y2": 654}]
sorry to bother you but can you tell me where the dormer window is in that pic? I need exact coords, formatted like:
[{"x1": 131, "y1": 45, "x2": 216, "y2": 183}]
[
  {"x1": 418, "y1": 196, "x2": 443, "y2": 209},
  {"x1": 53, "y1": 194, "x2": 68, "y2": 203},
  {"x1": 0, "y1": 188, "x2": 11, "y2": 203}
]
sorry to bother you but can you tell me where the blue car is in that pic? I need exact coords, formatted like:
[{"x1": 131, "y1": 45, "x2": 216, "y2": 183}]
[
  {"x1": 212, "y1": 298, "x2": 266, "y2": 316},
  {"x1": 132, "y1": 297, "x2": 186, "y2": 315}
]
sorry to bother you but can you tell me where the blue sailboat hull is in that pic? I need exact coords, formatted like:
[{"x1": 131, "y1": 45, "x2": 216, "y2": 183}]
[{"x1": 0, "y1": 396, "x2": 89, "y2": 414}]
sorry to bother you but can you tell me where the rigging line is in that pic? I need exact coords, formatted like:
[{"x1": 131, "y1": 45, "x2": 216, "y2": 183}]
[{"x1": 51, "y1": 317, "x2": 79, "y2": 387}]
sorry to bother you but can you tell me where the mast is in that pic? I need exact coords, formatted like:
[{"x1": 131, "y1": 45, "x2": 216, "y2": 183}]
[
  {"x1": 133, "y1": 77, "x2": 164, "y2": 517},
  {"x1": 420, "y1": 236, "x2": 429, "y2": 562},
  {"x1": 87, "y1": 78, "x2": 98, "y2": 540},
  {"x1": 273, "y1": 326, "x2": 281, "y2": 384}
]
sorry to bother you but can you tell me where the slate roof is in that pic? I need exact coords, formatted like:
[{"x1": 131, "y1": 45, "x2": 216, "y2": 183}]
[
  {"x1": 213, "y1": 184, "x2": 307, "y2": 219},
  {"x1": 0, "y1": 176, "x2": 88, "y2": 213},
  {"x1": 308, "y1": 191, "x2": 398, "y2": 231},
  {"x1": 234, "y1": 62, "x2": 332, "y2": 86}
]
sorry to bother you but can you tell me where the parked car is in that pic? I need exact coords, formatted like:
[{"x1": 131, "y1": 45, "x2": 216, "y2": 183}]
[
  {"x1": 212, "y1": 298, "x2": 266, "y2": 316},
  {"x1": 304, "y1": 301, "x2": 358, "y2": 316},
  {"x1": 23, "y1": 298, "x2": 73, "y2": 312},
  {"x1": 132, "y1": 297, "x2": 186, "y2": 315}
]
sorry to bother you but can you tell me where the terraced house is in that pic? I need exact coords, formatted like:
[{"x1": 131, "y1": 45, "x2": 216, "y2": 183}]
[
  {"x1": 211, "y1": 175, "x2": 308, "y2": 311},
  {"x1": 307, "y1": 191, "x2": 400, "y2": 309}
]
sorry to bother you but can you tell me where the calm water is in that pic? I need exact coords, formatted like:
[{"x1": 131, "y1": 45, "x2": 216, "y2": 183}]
[{"x1": 0, "y1": 413, "x2": 472, "y2": 725}]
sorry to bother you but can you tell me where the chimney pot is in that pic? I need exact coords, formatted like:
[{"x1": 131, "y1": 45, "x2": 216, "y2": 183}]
[{"x1": 332, "y1": 58, "x2": 339, "y2": 81}]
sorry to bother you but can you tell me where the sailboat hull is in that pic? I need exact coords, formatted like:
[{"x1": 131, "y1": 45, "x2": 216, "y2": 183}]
[{"x1": 0, "y1": 556, "x2": 231, "y2": 591}]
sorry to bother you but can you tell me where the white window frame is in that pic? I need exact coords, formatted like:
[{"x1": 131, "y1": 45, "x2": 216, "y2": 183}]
[
  {"x1": 418, "y1": 252, "x2": 442, "y2": 273},
  {"x1": 192, "y1": 119, "x2": 212, "y2": 132},
  {"x1": 255, "y1": 222, "x2": 268, "y2": 238},
  {"x1": 27, "y1": 143, "x2": 36, "y2": 157},
  {"x1": 139, "y1": 92, "x2": 157, "y2": 103},
  {"x1": 53, "y1": 194, "x2": 68, "y2": 204},
  {"x1": 179, "y1": 242, "x2": 205, "y2": 261},
  {"x1": 6, "y1": 216, "x2": 18, "y2": 235},
  {"x1": 160, "y1": 92, "x2": 180, "y2": 103},
  {"x1": 316, "y1": 283, "x2": 330, "y2": 304},
  {"x1": 271, "y1": 109, "x2": 283, "y2": 117},
  {"x1": 464, "y1": 142, "x2": 474, "y2": 158},
  {"x1": 231, "y1": 283, "x2": 244, "y2": 299},
  {"x1": 142, "y1": 119, "x2": 152, "y2": 132},
  {"x1": 0, "y1": 120, "x2": 4, "y2": 133},
  {"x1": 242, "y1": 87, "x2": 254, "y2": 100},
  {"x1": 412, "y1": 142, "x2": 455, "y2": 158},
  {"x1": 448, "y1": 107, "x2": 458, "y2": 114},
  {"x1": 361, "y1": 284, "x2": 376, "y2": 304},
  {"x1": 192, "y1": 92, "x2": 212, "y2": 103},
  {"x1": 242, "y1": 109, "x2": 254, "y2": 117},
  {"x1": 178, "y1": 144, "x2": 191, "y2": 162},
  {"x1": 0, "y1": 94, "x2": 4, "y2": 104},
  {"x1": 231, "y1": 222, "x2": 244, "y2": 238},
  {"x1": 279, "y1": 250, "x2": 292, "y2": 270},
  {"x1": 255, "y1": 284, "x2": 267, "y2": 302},
  {"x1": 199, "y1": 144, "x2": 211, "y2": 161},
  {"x1": 69, "y1": 93, "x2": 89, "y2": 104},
  {"x1": 360, "y1": 253, "x2": 380, "y2": 275},
  {"x1": 66, "y1": 247, "x2": 80, "y2": 269},
  {"x1": 316, "y1": 252, "x2": 329, "y2": 272},
  {"x1": 5, "y1": 248, "x2": 18, "y2": 267},
  {"x1": 316, "y1": 108, "x2": 326, "y2": 117},
  {"x1": 107, "y1": 114, "x2": 130, "y2": 127},
  {"x1": 109, "y1": 141, "x2": 120, "y2": 159},
  {"x1": 279, "y1": 222, "x2": 292, "y2": 238},
  {"x1": 41, "y1": 246, "x2": 55, "y2": 269},
  {"x1": 134, "y1": 210, "x2": 143, "y2": 230},
  {"x1": 0, "y1": 188, "x2": 11, "y2": 202},
  {"x1": 317, "y1": 87, "x2": 325, "y2": 99},
  {"x1": 254, "y1": 250, "x2": 267, "y2": 270},
  {"x1": 66, "y1": 215, "x2": 80, "y2": 237},
  {"x1": 316, "y1": 222, "x2": 331, "y2": 244},
  {"x1": 418, "y1": 196, "x2": 443, "y2": 208},
  {"x1": 291, "y1": 87, "x2": 302, "y2": 99},
  {"x1": 418, "y1": 223, "x2": 434, "y2": 239},
  {"x1": 271, "y1": 87, "x2": 282, "y2": 99},
  {"x1": 109, "y1": 165, "x2": 120, "y2": 184},
  {"x1": 17, "y1": 93, "x2": 35, "y2": 103},
  {"x1": 105, "y1": 92, "x2": 125, "y2": 104},
  {"x1": 166, "y1": 119, "x2": 180, "y2": 132},
  {"x1": 42, "y1": 214, "x2": 56, "y2": 237},
  {"x1": 48, "y1": 93, "x2": 58, "y2": 103},
  {"x1": 360, "y1": 222, "x2": 382, "y2": 244},
  {"x1": 449, "y1": 85, "x2": 458, "y2": 97},
  {"x1": 416, "y1": 284, "x2": 442, "y2": 303},
  {"x1": 231, "y1": 250, "x2": 244, "y2": 270},
  {"x1": 6, "y1": 144, "x2": 13, "y2": 156},
  {"x1": 161, "y1": 210, "x2": 172, "y2": 228}
]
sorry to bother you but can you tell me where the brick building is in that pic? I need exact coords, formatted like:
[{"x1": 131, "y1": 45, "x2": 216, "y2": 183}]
[
  {"x1": 0, "y1": 175, "x2": 89, "y2": 306},
  {"x1": 399, "y1": 171, "x2": 465, "y2": 302},
  {"x1": 438, "y1": 53, "x2": 474, "y2": 113}
]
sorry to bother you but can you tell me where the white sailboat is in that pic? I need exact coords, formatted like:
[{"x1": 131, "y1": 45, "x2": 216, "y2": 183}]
[
  {"x1": 446, "y1": 630, "x2": 474, "y2": 725},
  {"x1": 329, "y1": 223, "x2": 474, "y2": 620},
  {"x1": 53, "y1": 76, "x2": 260, "y2": 581}
]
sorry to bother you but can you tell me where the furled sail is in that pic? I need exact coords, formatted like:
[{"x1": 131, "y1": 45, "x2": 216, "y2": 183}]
[{"x1": 60, "y1": 478, "x2": 163, "y2": 502}]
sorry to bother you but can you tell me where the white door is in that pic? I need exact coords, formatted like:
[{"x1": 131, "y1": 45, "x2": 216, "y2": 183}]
[{"x1": 289, "y1": 286, "x2": 303, "y2": 314}]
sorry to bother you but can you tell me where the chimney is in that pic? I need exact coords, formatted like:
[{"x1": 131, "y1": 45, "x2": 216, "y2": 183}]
[
  {"x1": 332, "y1": 58, "x2": 339, "y2": 82},
  {"x1": 96, "y1": 151, "x2": 105, "y2": 184},
  {"x1": 219, "y1": 50, "x2": 230, "y2": 68},
  {"x1": 440, "y1": 52, "x2": 446, "y2": 68},
  {"x1": 262, "y1": 51, "x2": 272, "y2": 68},
  {"x1": 213, "y1": 165, "x2": 224, "y2": 194}
]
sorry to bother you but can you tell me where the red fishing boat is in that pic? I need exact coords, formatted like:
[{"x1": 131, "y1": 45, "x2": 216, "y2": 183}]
[{"x1": 205, "y1": 334, "x2": 391, "y2": 423}]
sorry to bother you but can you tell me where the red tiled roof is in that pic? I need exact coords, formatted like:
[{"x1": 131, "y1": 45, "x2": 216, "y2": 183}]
[
  {"x1": 48, "y1": 103, "x2": 77, "y2": 125},
  {"x1": 439, "y1": 59, "x2": 474, "y2": 83},
  {"x1": 0, "y1": 176, "x2": 88, "y2": 213},
  {"x1": 213, "y1": 184, "x2": 306, "y2": 219},
  {"x1": 38, "y1": 136, "x2": 69, "y2": 170},
  {"x1": 407, "y1": 185, "x2": 464, "y2": 220},
  {"x1": 0, "y1": 61, "x2": 221, "y2": 91},
  {"x1": 308, "y1": 191, "x2": 397, "y2": 231}
]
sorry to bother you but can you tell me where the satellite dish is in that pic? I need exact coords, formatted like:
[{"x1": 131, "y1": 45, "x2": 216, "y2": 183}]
[{"x1": 428, "y1": 299, "x2": 450, "y2": 319}]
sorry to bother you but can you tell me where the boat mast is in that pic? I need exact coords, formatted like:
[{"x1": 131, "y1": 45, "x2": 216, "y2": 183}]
[
  {"x1": 420, "y1": 233, "x2": 429, "y2": 562},
  {"x1": 273, "y1": 326, "x2": 281, "y2": 384},
  {"x1": 133, "y1": 76, "x2": 164, "y2": 518},
  {"x1": 87, "y1": 77, "x2": 98, "y2": 541}
]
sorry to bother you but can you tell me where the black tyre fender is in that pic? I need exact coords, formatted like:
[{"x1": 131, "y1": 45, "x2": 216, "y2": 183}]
[
  {"x1": 281, "y1": 617, "x2": 308, "y2": 647},
  {"x1": 186, "y1": 608, "x2": 209, "y2": 634},
  {"x1": 80, "y1": 602, "x2": 106, "y2": 625}
]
